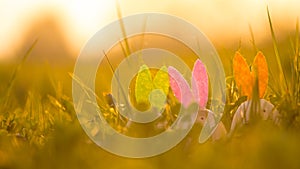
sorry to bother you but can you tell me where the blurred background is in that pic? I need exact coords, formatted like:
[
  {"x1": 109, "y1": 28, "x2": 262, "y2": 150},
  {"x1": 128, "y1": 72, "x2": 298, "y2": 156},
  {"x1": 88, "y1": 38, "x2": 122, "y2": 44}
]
[{"x1": 0, "y1": 0, "x2": 299, "y2": 62}]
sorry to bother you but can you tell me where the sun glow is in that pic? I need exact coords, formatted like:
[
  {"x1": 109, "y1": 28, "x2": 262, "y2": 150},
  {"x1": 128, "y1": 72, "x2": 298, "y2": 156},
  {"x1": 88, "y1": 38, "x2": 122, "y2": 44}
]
[
  {"x1": 0, "y1": 0, "x2": 299, "y2": 60},
  {"x1": 61, "y1": 0, "x2": 116, "y2": 51},
  {"x1": 0, "y1": 0, "x2": 116, "y2": 59}
]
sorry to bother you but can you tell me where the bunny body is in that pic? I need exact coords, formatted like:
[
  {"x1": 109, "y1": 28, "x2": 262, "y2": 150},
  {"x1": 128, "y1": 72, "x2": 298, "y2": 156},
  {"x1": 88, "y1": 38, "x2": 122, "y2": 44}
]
[{"x1": 229, "y1": 99, "x2": 280, "y2": 137}]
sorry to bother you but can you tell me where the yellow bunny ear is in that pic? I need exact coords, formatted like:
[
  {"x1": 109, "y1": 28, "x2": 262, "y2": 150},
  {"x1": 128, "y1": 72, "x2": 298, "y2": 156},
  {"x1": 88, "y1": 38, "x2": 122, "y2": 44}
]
[
  {"x1": 253, "y1": 52, "x2": 268, "y2": 98},
  {"x1": 233, "y1": 52, "x2": 253, "y2": 98},
  {"x1": 153, "y1": 66, "x2": 169, "y2": 95},
  {"x1": 135, "y1": 64, "x2": 153, "y2": 104}
]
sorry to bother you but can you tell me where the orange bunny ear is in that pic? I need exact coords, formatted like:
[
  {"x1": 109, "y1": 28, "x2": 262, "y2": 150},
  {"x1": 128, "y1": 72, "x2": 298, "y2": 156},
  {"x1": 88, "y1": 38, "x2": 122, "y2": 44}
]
[
  {"x1": 233, "y1": 52, "x2": 253, "y2": 98},
  {"x1": 253, "y1": 52, "x2": 268, "y2": 98}
]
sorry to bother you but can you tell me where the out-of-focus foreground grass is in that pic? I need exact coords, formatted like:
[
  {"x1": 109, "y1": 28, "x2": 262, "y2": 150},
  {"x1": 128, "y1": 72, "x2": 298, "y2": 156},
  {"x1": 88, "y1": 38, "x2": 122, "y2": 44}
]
[{"x1": 0, "y1": 17, "x2": 300, "y2": 169}]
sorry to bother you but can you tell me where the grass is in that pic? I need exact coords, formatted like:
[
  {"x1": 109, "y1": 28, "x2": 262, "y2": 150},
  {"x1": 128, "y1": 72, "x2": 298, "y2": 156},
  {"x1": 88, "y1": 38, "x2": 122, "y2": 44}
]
[
  {"x1": 0, "y1": 9, "x2": 300, "y2": 169},
  {"x1": 266, "y1": 8, "x2": 300, "y2": 130}
]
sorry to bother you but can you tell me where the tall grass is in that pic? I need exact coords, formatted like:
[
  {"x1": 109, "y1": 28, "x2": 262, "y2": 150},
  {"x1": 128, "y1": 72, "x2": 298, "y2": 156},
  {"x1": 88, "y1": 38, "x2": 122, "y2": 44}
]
[
  {"x1": 267, "y1": 8, "x2": 300, "y2": 129},
  {"x1": 0, "y1": 40, "x2": 74, "y2": 147},
  {"x1": 0, "y1": 39, "x2": 38, "y2": 112}
]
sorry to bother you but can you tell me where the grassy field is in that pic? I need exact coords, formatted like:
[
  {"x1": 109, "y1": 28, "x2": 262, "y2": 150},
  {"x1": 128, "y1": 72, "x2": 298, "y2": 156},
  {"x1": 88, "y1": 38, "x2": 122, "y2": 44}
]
[{"x1": 0, "y1": 13, "x2": 299, "y2": 169}]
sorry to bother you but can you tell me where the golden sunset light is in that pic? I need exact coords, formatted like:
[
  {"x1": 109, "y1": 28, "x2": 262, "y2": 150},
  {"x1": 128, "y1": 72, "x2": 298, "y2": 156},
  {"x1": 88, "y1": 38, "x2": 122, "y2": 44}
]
[
  {"x1": 0, "y1": 1, "x2": 299, "y2": 169},
  {"x1": 0, "y1": 0, "x2": 299, "y2": 60}
]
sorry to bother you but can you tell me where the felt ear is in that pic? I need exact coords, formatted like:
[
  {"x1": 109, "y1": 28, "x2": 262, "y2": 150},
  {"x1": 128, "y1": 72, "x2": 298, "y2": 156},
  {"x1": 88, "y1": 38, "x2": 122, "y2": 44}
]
[
  {"x1": 153, "y1": 66, "x2": 169, "y2": 95},
  {"x1": 150, "y1": 66, "x2": 170, "y2": 109},
  {"x1": 191, "y1": 59, "x2": 209, "y2": 108},
  {"x1": 233, "y1": 52, "x2": 253, "y2": 98},
  {"x1": 168, "y1": 66, "x2": 193, "y2": 108},
  {"x1": 135, "y1": 64, "x2": 153, "y2": 104},
  {"x1": 253, "y1": 52, "x2": 268, "y2": 98}
]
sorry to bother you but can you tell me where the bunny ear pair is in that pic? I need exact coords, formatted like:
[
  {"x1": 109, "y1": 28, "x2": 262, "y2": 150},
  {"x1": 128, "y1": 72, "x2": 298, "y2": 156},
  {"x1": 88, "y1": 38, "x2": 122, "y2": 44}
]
[
  {"x1": 135, "y1": 65, "x2": 169, "y2": 108},
  {"x1": 233, "y1": 52, "x2": 268, "y2": 99},
  {"x1": 168, "y1": 59, "x2": 209, "y2": 108}
]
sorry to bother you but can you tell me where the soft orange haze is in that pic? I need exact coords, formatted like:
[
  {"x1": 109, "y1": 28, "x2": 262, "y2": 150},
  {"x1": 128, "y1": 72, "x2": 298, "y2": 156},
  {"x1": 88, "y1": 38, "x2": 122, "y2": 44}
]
[{"x1": 0, "y1": 0, "x2": 299, "y2": 60}]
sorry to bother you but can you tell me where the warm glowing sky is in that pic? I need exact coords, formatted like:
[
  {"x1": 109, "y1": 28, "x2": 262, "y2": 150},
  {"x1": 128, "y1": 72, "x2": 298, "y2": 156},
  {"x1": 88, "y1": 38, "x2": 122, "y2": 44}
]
[{"x1": 0, "y1": 0, "x2": 299, "y2": 60}]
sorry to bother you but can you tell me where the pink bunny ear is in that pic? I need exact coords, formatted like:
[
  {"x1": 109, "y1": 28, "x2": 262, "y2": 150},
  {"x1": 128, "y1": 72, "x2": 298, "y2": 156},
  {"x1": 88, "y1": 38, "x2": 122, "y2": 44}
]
[
  {"x1": 191, "y1": 59, "x2": 208, "y2": 108},
  {"x1": 168, "y1": 66, "x2": 193, "y2": 108}
]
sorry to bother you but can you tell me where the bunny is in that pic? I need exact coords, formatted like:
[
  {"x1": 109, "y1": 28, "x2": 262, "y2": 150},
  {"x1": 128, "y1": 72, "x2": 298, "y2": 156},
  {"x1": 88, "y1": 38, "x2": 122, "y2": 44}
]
[
  {"x1": 229, "y1": 52, "x2": 281, "y2": 137},
  {"x1": 168, "y1": 59, "x2": 227, "y2": 142},
  {"x1": 104, "y1": 59, "x2": 228, "y2": 143}
]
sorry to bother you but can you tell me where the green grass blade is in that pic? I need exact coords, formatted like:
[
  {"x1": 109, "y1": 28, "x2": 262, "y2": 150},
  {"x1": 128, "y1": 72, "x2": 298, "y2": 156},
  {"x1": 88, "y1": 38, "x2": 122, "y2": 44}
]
[
  {"x1": 249, "y1": 24, "x2": 258, "y2": 53},
  {"x1": 6, "y1": 39, "x2": 38, "y2": 95},
  {"x1": 295, "y1": 18, "x2": 300, "y2": 105},
  {"x1": 1, "y1": 39, "x2": 38, "y2": 110},
  {"x1": 267, "y1": 7, "x2": 288, "y2": 93},
  {"x1": 116, "y1": 1, "x2": 131, "y2": 57},
  {"x1": 103, "y1": 51, "x2": 132, "y2": 112}
]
